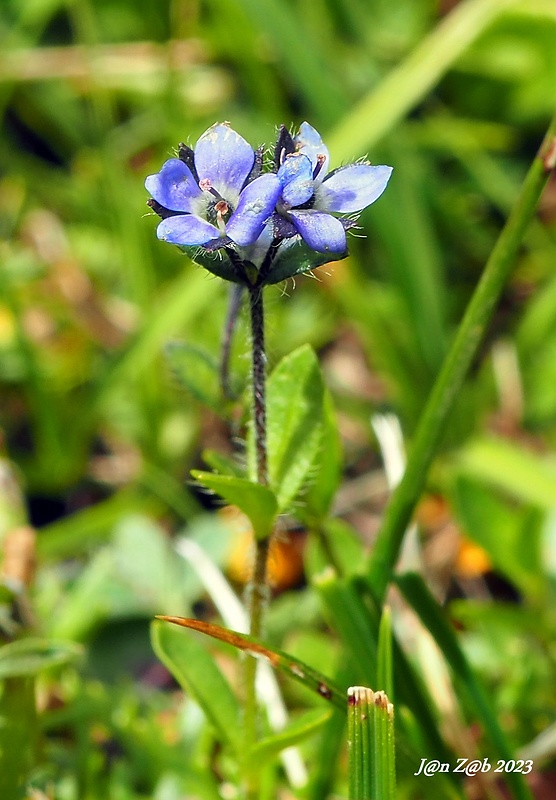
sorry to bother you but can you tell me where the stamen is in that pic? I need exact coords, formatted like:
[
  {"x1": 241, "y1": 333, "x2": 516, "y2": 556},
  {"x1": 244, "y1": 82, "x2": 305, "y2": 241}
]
[
  {"x1": 313, "y1": 153, "x2": 327, "y2": 180},
  {"x1": 199, "y1": 178, "x2": 224, "y2": 201},
  {"x1": 215, "y1": 200, "x2": 230, "y2": 234}
]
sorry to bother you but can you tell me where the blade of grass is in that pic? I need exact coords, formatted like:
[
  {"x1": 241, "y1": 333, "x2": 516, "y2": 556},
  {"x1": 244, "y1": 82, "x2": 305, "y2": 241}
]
[
  {"x1": 396, "y1": 572, "x2": 533, "y2": 800},
  {"x1": 328, "y1": 0, "x2": 522, "y2": 159},
  {"x1": 377, "y1": 607, "x2": 393, "y2": 701},
  {"x1": 348, "y1": 686, "x2": 396, "y2": 800},
  {"x1": 155, "y1": 616, "x2": 345, "y2": 712},
  {"x1": 366, "y1": 112, "x2": 556, "y2": 603},
  {"x1": 150, "y1": 620, "x2": 242, "y2": 755}
]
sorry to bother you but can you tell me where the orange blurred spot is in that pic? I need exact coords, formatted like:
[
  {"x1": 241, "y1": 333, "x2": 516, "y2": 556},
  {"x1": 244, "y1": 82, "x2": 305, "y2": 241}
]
[
  {"x1": 456, "y1": 539, "x2": 491, "y2": 579},
  {"x1": 221, "y1": 506, "x2": 305, "y2": 591}
]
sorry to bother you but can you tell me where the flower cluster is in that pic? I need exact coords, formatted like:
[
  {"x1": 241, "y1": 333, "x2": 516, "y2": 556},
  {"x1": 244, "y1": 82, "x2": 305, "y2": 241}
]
[{"x1": 146, "y1": 122, "x2": 392, "y2": 286}]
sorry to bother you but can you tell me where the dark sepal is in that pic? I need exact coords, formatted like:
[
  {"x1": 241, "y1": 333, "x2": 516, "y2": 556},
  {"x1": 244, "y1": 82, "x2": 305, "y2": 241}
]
[
  {"x1": 147, "y1": 198, "x2": 179, "y2": 221},
  {"x1": 274, "y1": 125, "x2": 296, "y2": 169},
  {"x1": 178, "y1": 142, "x2": 199, "y2": 182},
  {"x1": 262, "y1": 235, "x2": 347, "y2": 286},
  {"x1": 245, "y1": 145, "x2": 264, "y2": 185},
  {"x1": 272, "y1": 212, "x2": 297, "y2": 240},
  {"x1": 177, "y1": 244, "x2": 246, "y2": 284}
]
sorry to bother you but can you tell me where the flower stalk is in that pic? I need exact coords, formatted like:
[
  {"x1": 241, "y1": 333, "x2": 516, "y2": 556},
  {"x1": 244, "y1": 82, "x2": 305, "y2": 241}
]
[
  {"x1": 145, "y1": 119, "x2": 393, "y2": 797},
  {"x1": 242, "y1": 282, "x2": 271, "y2": 794}
]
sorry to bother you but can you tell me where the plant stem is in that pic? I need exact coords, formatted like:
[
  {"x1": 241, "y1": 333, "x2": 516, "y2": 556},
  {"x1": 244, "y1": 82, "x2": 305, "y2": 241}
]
[
  {"x1": 243, "y1": 282, "x2": 271, "y2": 796},
  {"x1": 247, "y1": 282, "x2": 270, "y2": 629},
  {"x1": 366, "y1": 112, "x2": 556, "y2": 605},
  {"x1": 220, "y1": 284, "x2": 245, "y2": 399}
]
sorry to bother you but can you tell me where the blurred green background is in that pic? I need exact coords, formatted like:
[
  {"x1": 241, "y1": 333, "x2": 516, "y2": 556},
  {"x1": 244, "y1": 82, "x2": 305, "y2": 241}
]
[{"x1": 1, "y1": 0, "x2": 556, "y2": 798}]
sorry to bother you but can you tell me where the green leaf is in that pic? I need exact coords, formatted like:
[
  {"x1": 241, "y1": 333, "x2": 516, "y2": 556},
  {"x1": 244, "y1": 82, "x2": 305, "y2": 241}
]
[
  {"x1": 377, "y1": 607, "x2": 393, "y2": 702},
  {"x1": 150, "y1": 620, "x2": 241, "y2": 754},
  {"x1": 201, "y1": 448, "x2": 244, "y2": 478},
  {"x1": 165, "y1": 342, "x2": 222, "y2": 413},
  {"x1": 249, "y1": 708, "x2": 332, "y2": 767},
  {"x1": 313, "y1": 571, "x2": 378, "y2": 686},
  {"x1": 260, "y1": 344, "x2": 325, "y2": 512},
  {"x1": 396, "y1": 572, "x2": 533, "y2": 800},
  {"x1": 305, "y1": 518, "x2": 365, "y2": 579},
  {"x1": 156, "y1": 616, "x2": 345, "y2": 711},
  {"x1": 0, "y1": 638, "x2": 83, "y2": 679},
  {"x1": 451, "y1": 476, "x2": 543, "y2": 599},
  {"x1": 302, "y1": 389, "x2": 343, "y2": 521},
  {"x1": 0, "y1": 677, "x2": 36, "y2": 799},
  {"x1": 456, "y1": 436, "x2": 556, "y2": 510},
  {"x1": 191, "y1": 471, "x2": 278, "y2": 541}
]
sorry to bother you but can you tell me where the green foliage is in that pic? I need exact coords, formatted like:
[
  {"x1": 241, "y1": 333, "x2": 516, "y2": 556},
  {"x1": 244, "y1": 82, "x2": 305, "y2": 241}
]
[
  {"x1": 1, "y1": 0, "x2": 556, "y2": 797},
  {"x1": 191, "y1": 471, "x2": 278, "y2": 540},
  {"x1": 151, "y1": 621, "x2": 241, "y2": 756},
  {"x1": 348, "y1": 686, "x2": 396, "y2": 800},
  {"x1": 259, "y1": 344, "x2": 326, "y2": 512},
  {"x1": 0, "y1": 638, "x2": 82, "y2": 679}
]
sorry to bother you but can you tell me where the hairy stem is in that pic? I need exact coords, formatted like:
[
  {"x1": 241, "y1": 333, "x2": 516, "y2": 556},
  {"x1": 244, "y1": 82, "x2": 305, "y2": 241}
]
[
  {"x1": 220, "y1": 284, "x2": 245, "y2": 399},
  {"x1": 243, "y1": 283, "x2": 270, "y2": 796}
]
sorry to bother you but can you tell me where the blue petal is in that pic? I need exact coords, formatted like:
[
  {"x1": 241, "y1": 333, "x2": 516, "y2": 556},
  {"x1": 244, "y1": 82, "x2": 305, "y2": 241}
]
[
  {"x1": 294, "y1": 122, "x2": 330, "y2": 182},
  {"x1": 277, "y1": 154, "x2": 314, "y2": 207},
  {"x1": 289, "y1": 210, "x2": 347, "y2": 254},
  {"x1": 194, "y1": 123, "x2": 254, "y2": 203},
  {"x1": 157, "y1": 214, "x2": 221, "y2": 246},
  {"x1": 239, "y1": 223, "x2": 274, "y2": 268},
  {"x1": 316, "y1": 164, "x2": 393, "y2": 213},
  {"x1": 226, "y1": 173, "x2": 281, "y2": 247},
  {"x1": 145, "y1": 159, "x2": 205, "y2": 213}
]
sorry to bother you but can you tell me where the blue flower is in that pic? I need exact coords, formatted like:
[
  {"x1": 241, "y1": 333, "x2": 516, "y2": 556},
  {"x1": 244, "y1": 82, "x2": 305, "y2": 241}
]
[
  {"x1": 145, "y1": 123, "x2": 281, "y2": 251},
  {"x1": 273, "y1": 122, "x2": 392, "y2": 254}
]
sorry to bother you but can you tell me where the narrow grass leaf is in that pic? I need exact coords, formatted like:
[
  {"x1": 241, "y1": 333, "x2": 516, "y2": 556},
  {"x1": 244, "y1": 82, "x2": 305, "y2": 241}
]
[
  {"x1": 328, "y1": 0, "x2": 523, "y2": 159},
  {"x1": 150, "y1": 620, "x2": 241, "y2": 755},
  {"x1": 155, "y1": 616, "x2": 345, "y2": 711},
  {"x1": 348, "y1": 686, "x2": 395, "y2": 800},
  {"x1": 396, "y1": 572, "x2": 533, "y2": 800},
  {"x1": 456, "y1": 436, "x2": 556, "y2": 510},
  {"x1": 0, "y1": 638, "x2": 83, "y2": 679},
  {"x1": 248, "y1": 708, "x2": 332, "y2": 767},
  {"x1": 0, "y1": 677, "x2": 36, "y2": 799},
  {"x1": 302, "y1": 390, "x2": 343, "y2": 522},
  {"x1": 366, "y1": 112, "x2": 556, "y2": 603},
  {"x1": 377, "y1": 606, "x2": 393, "y2": 701}
]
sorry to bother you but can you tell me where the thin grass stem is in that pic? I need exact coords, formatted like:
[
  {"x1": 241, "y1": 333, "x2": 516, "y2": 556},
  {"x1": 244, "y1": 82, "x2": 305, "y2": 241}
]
[{"x1": 366, "y1": 112, "x2": 556, "y2": 604}]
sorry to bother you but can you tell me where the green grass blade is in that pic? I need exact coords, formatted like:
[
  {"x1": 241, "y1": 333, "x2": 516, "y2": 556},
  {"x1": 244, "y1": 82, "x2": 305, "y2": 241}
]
[
  {"x1": 0, "y1": 677, "x2": 36, "y2": 799},
  {"x1": 248, "y1": 708, "x2": 332, "y2": 768},
  {"x1": 348, "y1": 687, "x2": 395, "y2": 800},
  {"x1": 377, "y1": 607, "x2": 393, "y2": 701},
  {"x1": 150, "y1": 620, "x2": 242, "y2": 756},
  {"x1": 366, "y1": 112, "x2": 556, "y2": 603},
  {"x1": 328, "y1": 0, "x2": 523, "y2": 159},
  {"x1": 396, "y1": 572, "x2": 533, "y2": 800},
  {"x1": 155, "y1": 616, "x2": 345, "y2": 712},
  {"x1": 0, "y1": 638, "x2": 83, "y2": 679}
]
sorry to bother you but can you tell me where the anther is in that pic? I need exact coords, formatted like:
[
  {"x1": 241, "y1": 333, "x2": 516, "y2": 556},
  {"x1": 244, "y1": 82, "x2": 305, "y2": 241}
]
[
  {"x1": 313, "y1": 153, "x2": 327, "y2": 180},
  {"x1": 199, "y1": 178, "x2": 224, "y2": 201}
]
